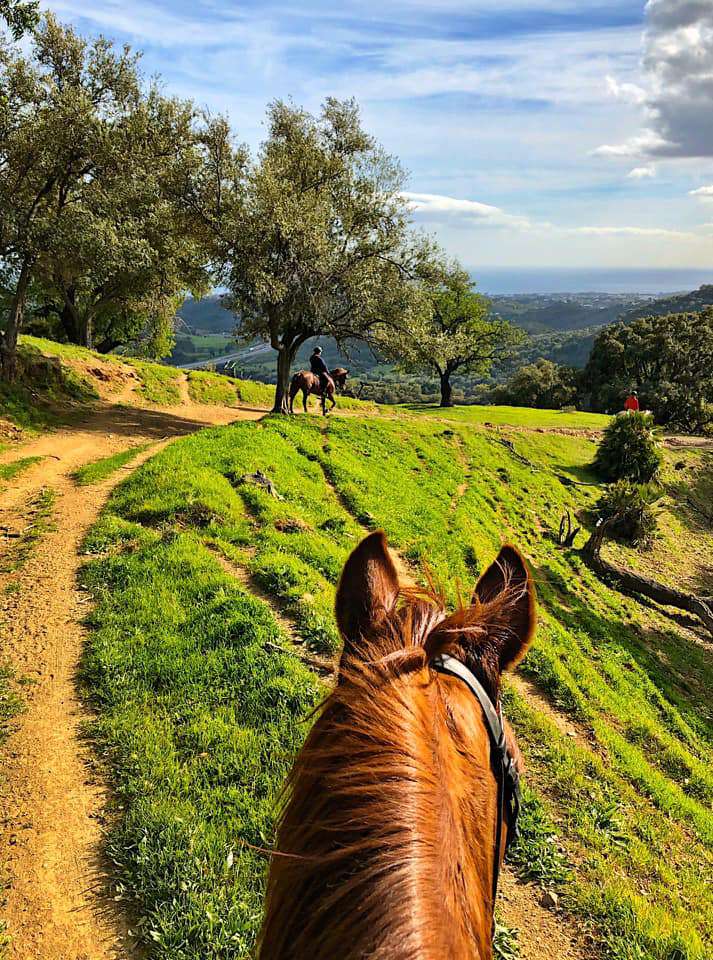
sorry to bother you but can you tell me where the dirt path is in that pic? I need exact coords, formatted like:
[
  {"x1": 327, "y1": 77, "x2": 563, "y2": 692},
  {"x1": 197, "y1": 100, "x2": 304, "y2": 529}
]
[{"x1": 0, "y1": 392, "x2": 265, "y2": 960}]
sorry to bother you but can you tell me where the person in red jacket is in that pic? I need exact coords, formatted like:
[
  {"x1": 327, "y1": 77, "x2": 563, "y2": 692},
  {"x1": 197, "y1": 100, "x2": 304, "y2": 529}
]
[{"x1": 624, "y1": 391, "x2": 640, "y2": 412}]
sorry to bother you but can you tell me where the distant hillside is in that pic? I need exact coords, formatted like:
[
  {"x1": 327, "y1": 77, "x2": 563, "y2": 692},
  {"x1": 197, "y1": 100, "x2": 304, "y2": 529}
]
[
  {"x1": 177, "y1": 295, "x2": 235, "y2": 334},
  {"x1": 489, "y1": 294, "x2": 642, "y2": 333},
  {"x1": 620, "y1": 284, "x2": 713, "y2": 323},
  {"x1": 171, "y1": 285, "x2": 710, "y2": 403}
]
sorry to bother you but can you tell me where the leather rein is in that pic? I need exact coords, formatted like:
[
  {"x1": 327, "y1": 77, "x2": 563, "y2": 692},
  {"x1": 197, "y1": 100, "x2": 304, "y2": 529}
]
[{"x1": 431, "y1": 652, "x2": 522, "y2": 931}]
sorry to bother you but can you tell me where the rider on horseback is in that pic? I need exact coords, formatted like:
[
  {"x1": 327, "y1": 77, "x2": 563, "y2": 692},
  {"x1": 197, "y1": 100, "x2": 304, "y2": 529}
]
[{"x1": 310, "y1": 347, "x2": 331, "y2": 396}]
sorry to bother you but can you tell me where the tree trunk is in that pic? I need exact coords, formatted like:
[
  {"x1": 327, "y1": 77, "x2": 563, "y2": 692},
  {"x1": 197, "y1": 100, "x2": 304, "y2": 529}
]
[
  {"x1": 59, "y1": 285, "x2": 81, "y2": 344},
  {"x1": 439, "y1": 371, "x2": 453, "y2": 407},
  {"x1": 582, "y1": 522, "x2": 713, "y2": 637},
  {"x1": 79, "y1": 311, "x2": 93, "y2": 350},
  {"x1": 1, "y1": 260, "x2": 31, "y2": 382},
  {"x1": 273, "y1": 345, "x2": 295, "y2": 414}
]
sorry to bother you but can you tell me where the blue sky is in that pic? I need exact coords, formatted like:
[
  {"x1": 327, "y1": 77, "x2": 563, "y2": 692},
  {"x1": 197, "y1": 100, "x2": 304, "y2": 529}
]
[{"x1": 46, "y1": 0, "x2": 713, "y2": 271}]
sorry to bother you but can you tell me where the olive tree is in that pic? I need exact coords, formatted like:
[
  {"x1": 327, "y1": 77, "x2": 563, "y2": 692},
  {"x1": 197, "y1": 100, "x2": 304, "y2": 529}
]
[
  {"x1": 0, "y1": 15, "x2": 213, "y2": 376},
  {"x1": 0, "y1": 0, "x2": 38, "y2": 39},
  {"x1": 377, "y1": 263, "x2": 523, "y2": 407},
  {"x1": 223, "y1": 98, "x2": 435, "y2": 413},
  {"x1": 34, "y1": 93, "x2": 213, "y2": 356}
]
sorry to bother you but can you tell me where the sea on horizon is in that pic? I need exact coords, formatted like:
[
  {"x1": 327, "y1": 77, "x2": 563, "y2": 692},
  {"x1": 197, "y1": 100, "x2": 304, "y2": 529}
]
[{"x1": 473, "y1": 267, "x2": 712, "y2": 296}]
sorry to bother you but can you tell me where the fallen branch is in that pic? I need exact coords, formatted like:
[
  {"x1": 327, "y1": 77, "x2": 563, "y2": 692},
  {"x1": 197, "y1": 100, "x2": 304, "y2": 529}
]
[
  {"x1": 582, "y1": 519, "x2": 713, "y2": 637},
  {"x1": 498, "y1": 437, "x2": 533, "y2": 467},
  {"x1": 557, "y1": 510, "x2": 581, "y2": 547}
]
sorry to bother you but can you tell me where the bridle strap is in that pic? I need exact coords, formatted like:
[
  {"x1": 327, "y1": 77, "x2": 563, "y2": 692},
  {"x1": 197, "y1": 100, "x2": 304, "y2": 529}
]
[{"x1": 431, "y1": 652, "x2": 521, "y2": 935}]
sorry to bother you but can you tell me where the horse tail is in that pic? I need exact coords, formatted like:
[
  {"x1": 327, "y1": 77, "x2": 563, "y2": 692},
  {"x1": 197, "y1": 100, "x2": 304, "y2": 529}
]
[{"x1": 288, "y1": 372, "x2": 303, "y2": 413}]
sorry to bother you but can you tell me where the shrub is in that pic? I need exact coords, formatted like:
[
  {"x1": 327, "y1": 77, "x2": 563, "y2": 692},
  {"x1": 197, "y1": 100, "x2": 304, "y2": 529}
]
[
  {"x1": 593, "y1": 411, "x2": 662, "y2": 483},
  {"x1": 595, "y1": 481, "x2": 660, "y2": 548}
]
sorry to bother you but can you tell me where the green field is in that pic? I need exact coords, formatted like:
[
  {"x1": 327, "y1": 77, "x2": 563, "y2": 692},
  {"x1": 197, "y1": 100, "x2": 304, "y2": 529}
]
[
  {"x1": 82, "y1": 410, "x2": 712, "y2": 960},
  {"x1": 404, "y1": 402, "x2": 611, "y2": 431}
]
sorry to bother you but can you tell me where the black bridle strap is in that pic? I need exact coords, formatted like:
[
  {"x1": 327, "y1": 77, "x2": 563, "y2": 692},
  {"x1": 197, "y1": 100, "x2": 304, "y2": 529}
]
[{"x1": 431, "y1": 652, "x2": 520, "y2": 929}]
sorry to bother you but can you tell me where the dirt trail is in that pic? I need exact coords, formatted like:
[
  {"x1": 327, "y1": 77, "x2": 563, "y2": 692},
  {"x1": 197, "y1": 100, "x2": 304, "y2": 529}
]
[{"x1": 0, "y1": 387, "x2": 264, "y2": 960}]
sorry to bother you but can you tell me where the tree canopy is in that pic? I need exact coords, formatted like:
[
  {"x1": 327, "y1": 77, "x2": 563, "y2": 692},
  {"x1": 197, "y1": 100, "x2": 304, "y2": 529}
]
[
  {"x1": 0, "y1": 15, "x2": 214, "y2": 377},
  {"x1": 377, "y1": 264, "x2": 523, "y2": 406},
  {"x1": 0, "y1": 0, "x2": 38, "y2": 39},
  {"x1": 491, "y1": 357, "x2": 578, "y2": 410},
  {"x1": 221, "y1": 98, "x2": 436, "y2": 412},
  {"x1": 583, "y1": 309, "x2": 713, "y2": 433}
]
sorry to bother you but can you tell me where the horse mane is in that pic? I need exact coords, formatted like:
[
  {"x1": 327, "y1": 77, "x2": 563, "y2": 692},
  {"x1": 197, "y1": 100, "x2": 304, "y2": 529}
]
[{"x1": 258, "y1": 585, "x2": 522, "y2": 960}]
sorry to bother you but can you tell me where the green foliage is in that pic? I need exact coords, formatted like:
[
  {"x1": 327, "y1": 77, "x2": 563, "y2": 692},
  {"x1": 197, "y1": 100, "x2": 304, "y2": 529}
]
[
  {"x1": 377, "y1": 263, "x2": 524, "y2": 407},
  {"x1": 80, "y1": 533, "x2": 321, "y2": 957},
  {"x1": 0, "y1": 0, "x2": 38, "y2": 39},
  {"x1": 595, "y1": 481, "x2": 660, "y2": 548},
  {"x1": 186, "y1": 370, "x2": 237, "y2": 406},
  {"x1": 0, "y1": 339, "x2": 100, "y2": 433},
  {"x1": 492, "y1": 357, "x2": 579, "y2": 410},
  {"x1": 220, "y1": 98, "x2": 437, "y2": 411},
  {"x1": 0, "y1": 454, "x2": 42, "y2": 485},
  {"x1": 132, "y1": 362, "x2": 182, "y2": 405},
  {"x1": 506, "y1": 783, "x2": 571, "y2": 886},
  {"x1": 584, "y1": 309, "x2": 713, "y2": 433},
  {"x1": 71, "y1": 445, "x2": 149, "y2": 486},
  {"x1": 493, "y1": 921, "x2": 521, "y2": 959},
  {"x1": 0, "y1": 486, "x2": 55, "y2": 572},
  {"x1": 0, "y1": 13, "x2": 215, "y2": 377},
  {"x1": 594, "y1": 412, "x2": 663, "y2": 483}
]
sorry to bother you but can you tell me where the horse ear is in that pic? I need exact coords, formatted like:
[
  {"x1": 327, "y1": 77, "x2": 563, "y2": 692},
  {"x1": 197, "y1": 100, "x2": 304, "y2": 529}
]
[
  {"x1": 473, "y1": 545, "x2": 536, "y2": 671},
  {"x1": 336, "y1": 531, "x2": 400, "y2": 661}
]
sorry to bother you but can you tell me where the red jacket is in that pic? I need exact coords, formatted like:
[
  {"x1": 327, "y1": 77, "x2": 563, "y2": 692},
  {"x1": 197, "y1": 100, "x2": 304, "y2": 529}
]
[{"x1": 624, "y1": 395, "x2": 640, "y2": 412}]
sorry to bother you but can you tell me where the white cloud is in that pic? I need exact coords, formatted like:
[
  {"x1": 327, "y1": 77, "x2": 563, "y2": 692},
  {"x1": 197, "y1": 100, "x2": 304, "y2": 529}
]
[
  {"x1": 406, "y1": 191, "x2": 700, "y2": 242},
  {"x1": 690, "y1": 185, "x2": 713, "y2": 200},
  {"x1": 606, "y1": 75, "x2": 647, "y2": 105},
  {"x1": 599, "y1": 0, "x2": 713, "y2": 158},
  {"x1": 571, "y1": 225, "x2": 694, "y2": 239},
  {"x1": 627, "y1": 164, "x2": 656, "y2": 179},
  {"x1": 402, "y1": 192, "x2": 533, "y2": 230}
]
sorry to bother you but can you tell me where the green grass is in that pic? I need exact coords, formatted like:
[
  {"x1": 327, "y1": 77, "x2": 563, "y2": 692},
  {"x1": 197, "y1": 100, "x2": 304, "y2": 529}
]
[
  {"x1": 0, "y1": 487, "x2": 56, "y2": 573},
  {"x1": 71, "y1": 445, "x2": 150, "y2": 486},
  {"x1": 132, "y1": 362, "x2": 183, "y2": 405},
  {"x1": 0, "y1": 456, "x2": 43, "y2": 486},
  {"x1": 404, "y1": 402, "x2": 611, "y2": 431},
  {"x1": 186, "y1": 371, "x2": 239, "y2": 406},
  {"x1": 83, "y1": 412, "x2": 712, "y2": 959}
]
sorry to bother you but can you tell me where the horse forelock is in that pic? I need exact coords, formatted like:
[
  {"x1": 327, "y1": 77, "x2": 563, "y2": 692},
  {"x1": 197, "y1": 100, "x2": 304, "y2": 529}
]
[{"x1": 258, "y1": 589, "x2": 515, "y2": 960}]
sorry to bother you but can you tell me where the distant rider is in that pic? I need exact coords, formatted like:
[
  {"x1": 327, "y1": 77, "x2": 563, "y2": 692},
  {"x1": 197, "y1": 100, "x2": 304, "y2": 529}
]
[
  {"x1": 624, "y1": 391, "x2": 640, "y2": 413},
  {"x1": 310, "y1": 346, "x2": 331, "y2": 395}
]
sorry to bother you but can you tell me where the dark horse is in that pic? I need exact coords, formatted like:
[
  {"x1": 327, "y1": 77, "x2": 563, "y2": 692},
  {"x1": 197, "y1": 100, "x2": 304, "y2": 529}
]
[
  {"x1": 288, "y1": 367, "x2": 349, "y2": 415},
  {"x1": 259, "y1": 530, "x2": 536, "y2": 960}
]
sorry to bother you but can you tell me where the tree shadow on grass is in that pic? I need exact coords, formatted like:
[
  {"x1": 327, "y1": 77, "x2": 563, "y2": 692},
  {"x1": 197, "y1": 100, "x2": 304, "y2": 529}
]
[{"x1": 528, "y1": 559, "x2": 713, "y2": 745}]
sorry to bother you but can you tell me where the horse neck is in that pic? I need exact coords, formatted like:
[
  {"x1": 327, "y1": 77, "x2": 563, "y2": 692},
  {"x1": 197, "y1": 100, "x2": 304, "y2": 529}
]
[{"x1": 259, "y1": 670, "x2": 497, "y2": 960}]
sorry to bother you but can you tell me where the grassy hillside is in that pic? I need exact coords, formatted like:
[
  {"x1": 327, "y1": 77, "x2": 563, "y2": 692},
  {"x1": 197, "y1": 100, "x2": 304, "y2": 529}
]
[
  {"x1": 81, "y1": 410, "x2": 712, "y2": 960},
  {"x1": 0, "y1": 337, "x2": 371, "y2": 444}
]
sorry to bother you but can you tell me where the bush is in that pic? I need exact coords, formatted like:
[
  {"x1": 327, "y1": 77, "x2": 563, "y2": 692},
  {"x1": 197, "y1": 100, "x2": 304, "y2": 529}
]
[
  {"x1": 595, "y1": 480, "x2": 660, "y2": 548},
  {"x1": 593, "y1": 411, "x2": 662, "y2": 483}
]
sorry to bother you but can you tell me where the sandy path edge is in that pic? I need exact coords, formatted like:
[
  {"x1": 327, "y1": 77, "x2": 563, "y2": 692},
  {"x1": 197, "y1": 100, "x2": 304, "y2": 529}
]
[{"x1": 0, "y1": 398, "x2": 264, "y2": 960}]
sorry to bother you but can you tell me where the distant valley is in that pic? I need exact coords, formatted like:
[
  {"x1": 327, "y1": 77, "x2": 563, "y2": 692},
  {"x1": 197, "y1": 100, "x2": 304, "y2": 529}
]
[{"x1": 170, "y1": 284, "x2": 713, "y2": 404}]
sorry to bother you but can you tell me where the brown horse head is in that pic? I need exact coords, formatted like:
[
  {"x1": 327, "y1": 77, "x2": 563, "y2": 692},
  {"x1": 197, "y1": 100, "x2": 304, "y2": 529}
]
[
  {"x1": 259, "y1": 532, "x2": 536, "y2": 960},
  {"x1": 331, "y1": 367, "x2": 349, "y2": 389}
]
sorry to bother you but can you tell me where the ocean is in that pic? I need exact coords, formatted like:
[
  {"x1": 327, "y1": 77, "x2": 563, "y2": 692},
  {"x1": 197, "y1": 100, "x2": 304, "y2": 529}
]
[{"x1": 472, "y1": 268, "x2": 712, "y2": 296}]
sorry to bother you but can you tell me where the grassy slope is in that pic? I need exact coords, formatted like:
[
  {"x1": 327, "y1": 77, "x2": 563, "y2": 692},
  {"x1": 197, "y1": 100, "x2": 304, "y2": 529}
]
[
  {"x1": 404, "y1": 402, "x2": 610, "y2": 431},
  {"x1": 83, "y1": 412, "x2": 712, "y2": 960},
  {"x1": 0, "y1": 338, "x2": 374, "y2": 442}
]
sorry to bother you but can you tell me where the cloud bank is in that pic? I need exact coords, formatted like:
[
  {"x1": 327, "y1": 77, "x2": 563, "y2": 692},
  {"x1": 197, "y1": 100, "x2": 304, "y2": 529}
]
[{"x1": 598, "y1": 0, "x2": 713, "y2": 158}]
